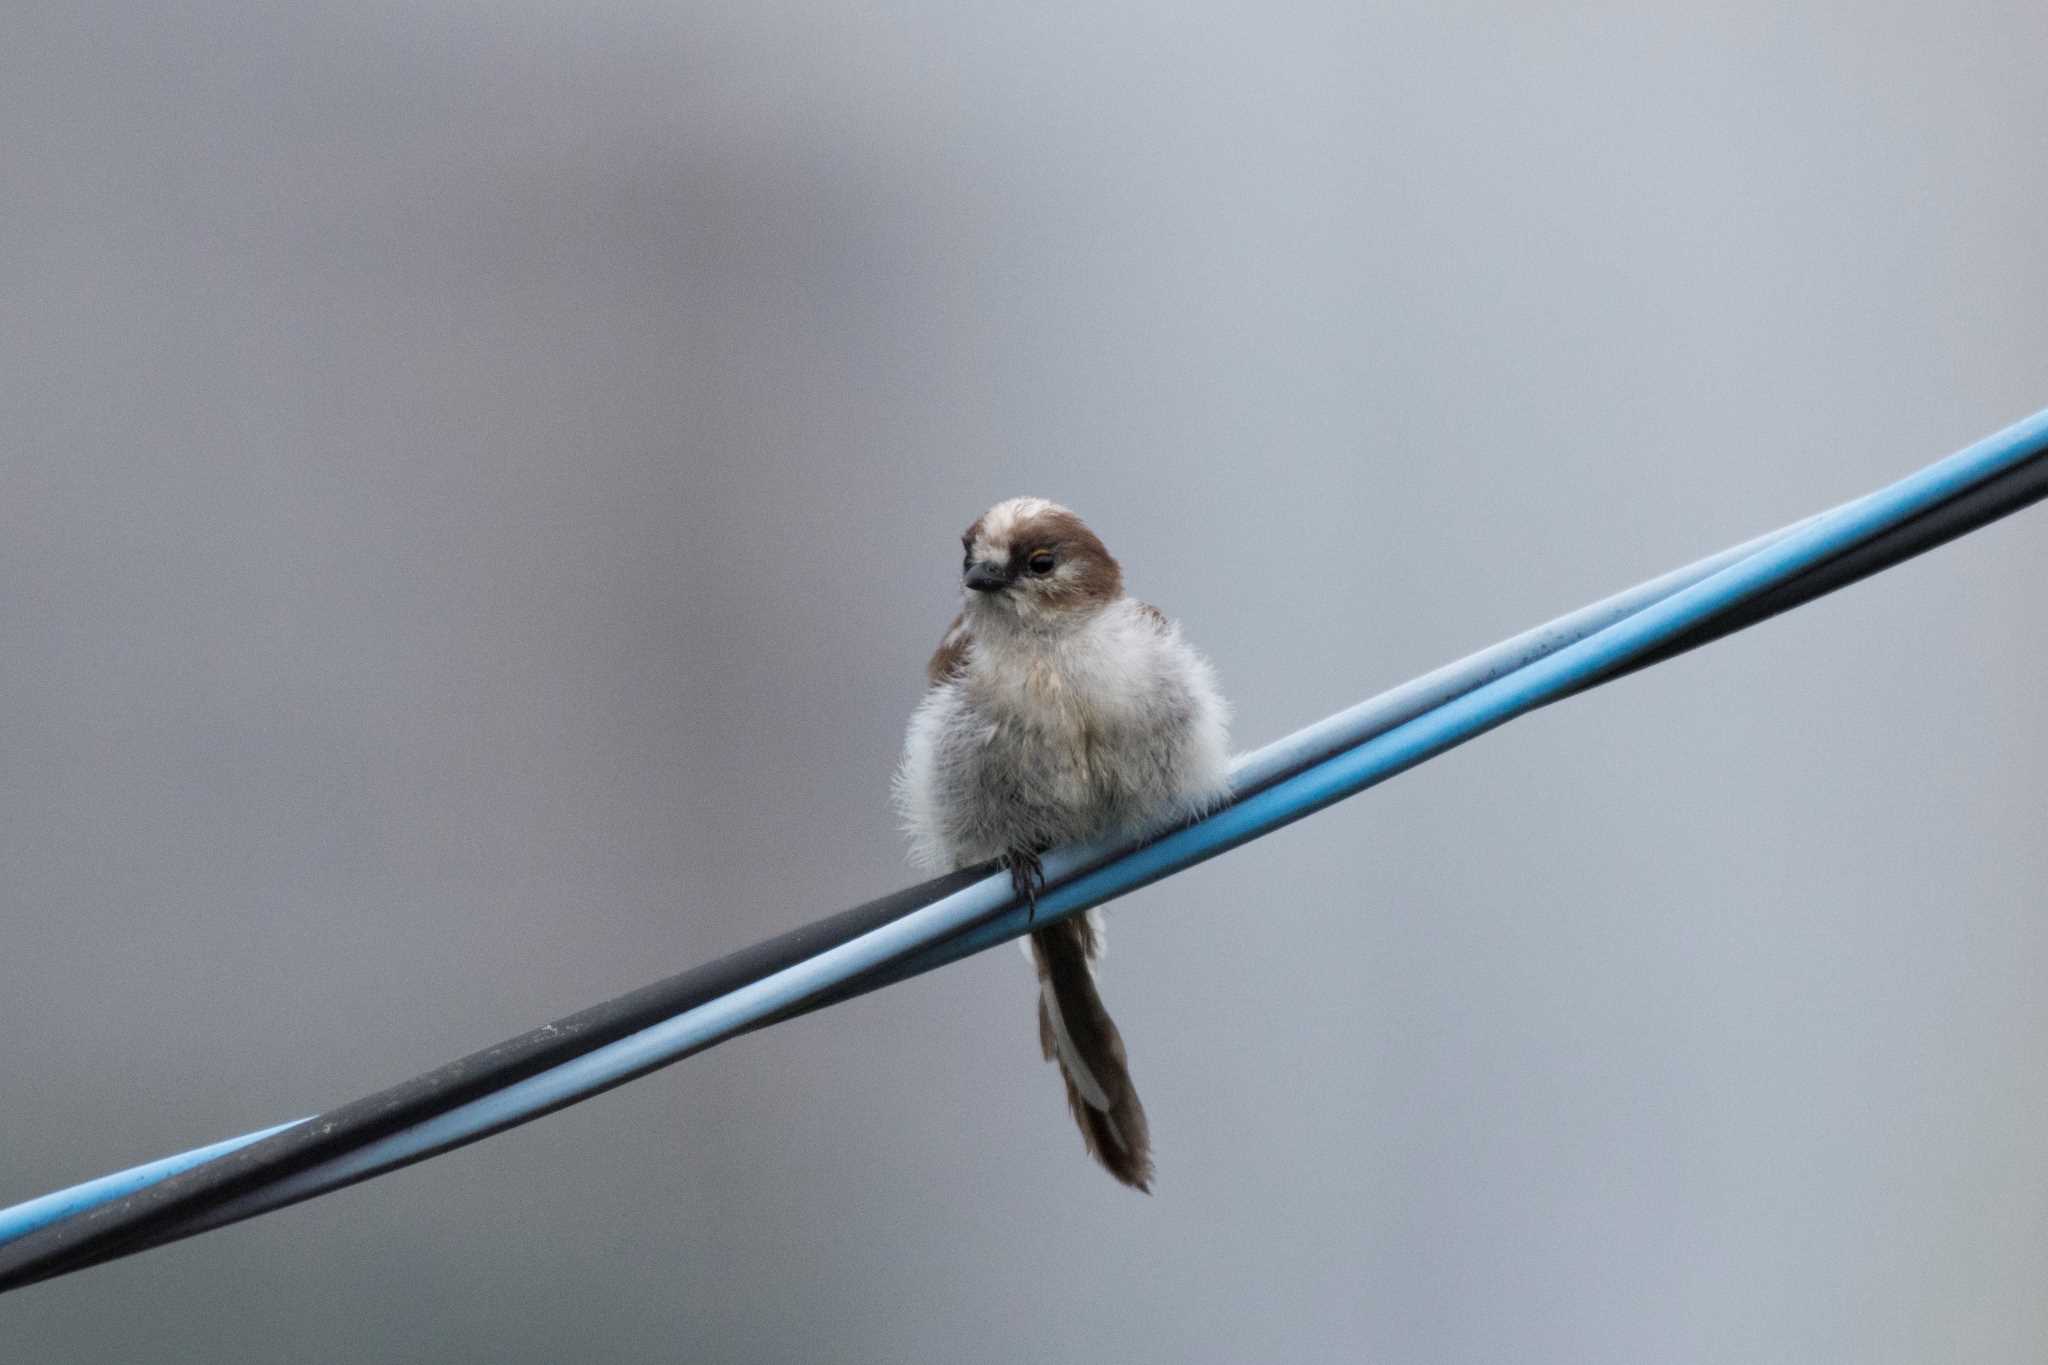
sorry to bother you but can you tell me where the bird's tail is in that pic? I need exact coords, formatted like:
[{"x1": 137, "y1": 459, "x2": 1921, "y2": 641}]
[{"x1": 1029, "y1": 913, "x2": 1153, "y2": 1192}]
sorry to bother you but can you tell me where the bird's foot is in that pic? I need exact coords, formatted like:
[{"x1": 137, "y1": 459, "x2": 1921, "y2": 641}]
[{"x1": 1004, "y1": 849, "x2": 1045, "y2": 923}]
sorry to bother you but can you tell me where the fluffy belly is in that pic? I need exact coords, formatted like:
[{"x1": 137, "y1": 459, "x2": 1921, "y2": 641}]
[
  {"x1": 937, "y1": 710, "x2": 1122, "y2": 862},
  {"x1": 897, "y1": 632, "x2": 1228, "y2": 875}
]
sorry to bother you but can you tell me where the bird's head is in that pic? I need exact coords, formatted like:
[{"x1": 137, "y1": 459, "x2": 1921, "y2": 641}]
[{"x1": 957, "y1": 497, "x2": 1124, "y2": 628}]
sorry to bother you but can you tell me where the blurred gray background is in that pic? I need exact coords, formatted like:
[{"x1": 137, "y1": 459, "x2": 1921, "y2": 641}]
[{"x1": 3, "y1": 2, "x2": 2044, "y2": 1361}]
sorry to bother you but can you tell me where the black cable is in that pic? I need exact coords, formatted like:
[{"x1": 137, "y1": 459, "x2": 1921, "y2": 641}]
[
  {"x1": 6, "y1": 434, "x2": 2042, "y2": 1293},
  {"x1": 0, "y1": 869, "x2": 989, "y2": 1293},
  {"x1": 1571, "y1": 447, "x2": 2048, "y2": 694}
]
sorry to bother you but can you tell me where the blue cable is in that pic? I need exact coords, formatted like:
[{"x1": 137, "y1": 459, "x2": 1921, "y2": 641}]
[
  {"x1": 0, "y1": 1120, "x2": 307, "y2": 1250},
  {"x1": 5, "y1": 405, "x2": 2045, "y2": 1277},
  {"x1": 0, "y1": 513, "x2": 1803, "y2": 1253}
]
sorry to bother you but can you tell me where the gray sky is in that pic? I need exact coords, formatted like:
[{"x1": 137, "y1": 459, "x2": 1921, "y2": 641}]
[{"x1": 3, "y1": 3, "x2": 2045, "y2": 1361}]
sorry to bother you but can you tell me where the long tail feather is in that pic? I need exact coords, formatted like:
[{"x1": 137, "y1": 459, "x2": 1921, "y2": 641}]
[{"x1": 1029, "y1": 914, "x2": 1153, "y2": 1192}]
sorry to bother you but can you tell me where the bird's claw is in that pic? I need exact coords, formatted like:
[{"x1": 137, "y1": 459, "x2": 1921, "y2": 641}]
[{"x1": 1004, "y1": 850, "x2": 1045, "y2": 923}]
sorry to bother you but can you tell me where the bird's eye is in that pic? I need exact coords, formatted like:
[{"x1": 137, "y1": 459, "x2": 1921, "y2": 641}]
[{"x1": 1027, "y1": 550, "x2": 1056, "y2": 576}]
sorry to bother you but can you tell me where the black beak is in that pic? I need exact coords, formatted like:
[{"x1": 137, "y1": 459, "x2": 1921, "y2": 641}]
[{"x1": 964, "y1": 561, "x2": 1011, "y2": 593}]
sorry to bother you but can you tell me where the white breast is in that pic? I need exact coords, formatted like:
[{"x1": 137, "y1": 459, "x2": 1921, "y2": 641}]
[{"x1": 895, "y1": 598, "x2": 1232, "y2": 872}]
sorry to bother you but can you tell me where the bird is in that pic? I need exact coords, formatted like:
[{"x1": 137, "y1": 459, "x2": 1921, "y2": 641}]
[{"x1": 894, "y1": 496, "x2": 1231, "y2": 1190}]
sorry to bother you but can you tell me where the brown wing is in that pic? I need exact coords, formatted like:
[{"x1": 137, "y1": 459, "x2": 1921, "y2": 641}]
[{"x1": 925, "y1": 611, "x2": 973, "y2": 687}]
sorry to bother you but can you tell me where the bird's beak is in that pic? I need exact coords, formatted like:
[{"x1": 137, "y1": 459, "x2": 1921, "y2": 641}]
[{"x1": 964, "y1": 561, "x2": 1012, "y2": 593}]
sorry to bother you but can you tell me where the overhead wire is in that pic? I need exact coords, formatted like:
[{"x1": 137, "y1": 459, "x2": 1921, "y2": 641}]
[{"x1": 3, "y1": 406, "x2": 2044, "y2": 1292}]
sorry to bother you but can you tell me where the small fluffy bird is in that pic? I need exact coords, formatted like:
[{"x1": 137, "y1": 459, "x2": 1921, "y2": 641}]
[{"x1": 895, "y1": 497, "x2": 1231, "y2": 1190}]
